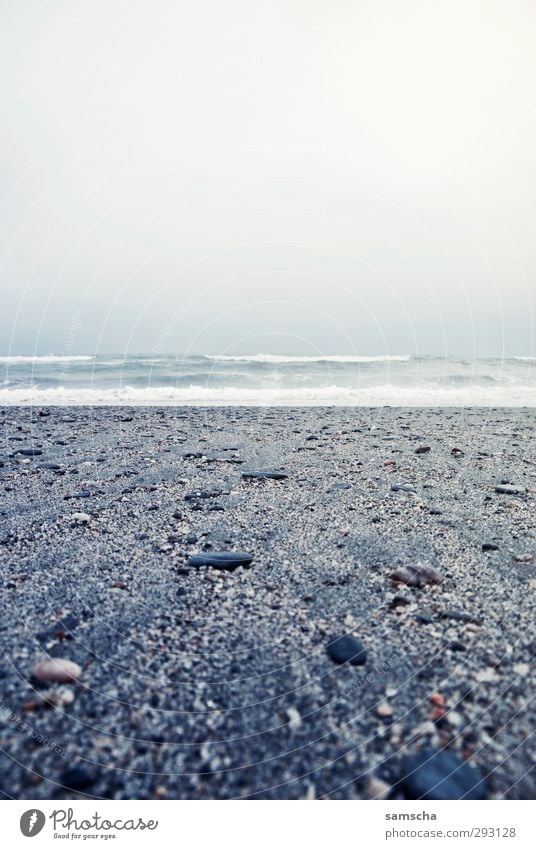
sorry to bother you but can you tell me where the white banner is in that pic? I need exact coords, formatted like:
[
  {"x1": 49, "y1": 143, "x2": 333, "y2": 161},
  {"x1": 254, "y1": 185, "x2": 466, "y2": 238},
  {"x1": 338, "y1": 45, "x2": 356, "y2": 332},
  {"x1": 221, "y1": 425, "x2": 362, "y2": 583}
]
[{"x1": 3, "y1": 800, "x2": 534, "y2": 848}]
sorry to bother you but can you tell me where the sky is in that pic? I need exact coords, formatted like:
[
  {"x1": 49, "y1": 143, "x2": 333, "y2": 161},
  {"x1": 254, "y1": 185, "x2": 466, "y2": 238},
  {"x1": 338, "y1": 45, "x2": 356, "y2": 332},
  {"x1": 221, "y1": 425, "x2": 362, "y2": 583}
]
[{"x1": 1, "y1": 0, "x2": 535, "y2": 358}]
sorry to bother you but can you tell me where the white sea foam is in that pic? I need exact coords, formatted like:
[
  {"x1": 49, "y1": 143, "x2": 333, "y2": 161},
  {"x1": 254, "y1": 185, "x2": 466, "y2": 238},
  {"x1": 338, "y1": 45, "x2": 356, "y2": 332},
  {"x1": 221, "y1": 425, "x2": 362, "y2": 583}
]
[
  {"x1": 1, "y1": 384, "x2": 535, "y2": 406},
  {"x1": 0, "y1": 355, "x2": 95, "y2": 363},
  {"x1": 206, "y1": 354, "x2": 412, "y2": 364}
]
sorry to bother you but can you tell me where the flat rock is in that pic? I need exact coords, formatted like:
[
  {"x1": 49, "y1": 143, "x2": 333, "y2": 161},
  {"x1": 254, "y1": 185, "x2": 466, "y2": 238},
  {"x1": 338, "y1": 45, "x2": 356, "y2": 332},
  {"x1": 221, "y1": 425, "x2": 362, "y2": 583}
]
[
  {"x1": 188, "y1": 551, "x2": 254, "y2": 570},
  {"x1": 391, "y1": 483, "x2": 416, "y2": 493},
  {"x1": 415, "y1": 446, "x2": 431, "y2": 454},
  {"x1": 326, "y1": 634, "x2": 367, "y2": 665},
  {"x1": 390, "y1": 563, "x2": 443, "y2": 587},
  {"x1": 399, "y1": 748, "x2": 486, "y2": 800},
  {"x1": 242, "y1": 469, "x2": 288, "y2": 480},
  {"x1": 32, "y1": 658, "x2": 82, "y2": 684},
  {"x1": 495, "y1": 484, "x2": 524, "y2": 495}
]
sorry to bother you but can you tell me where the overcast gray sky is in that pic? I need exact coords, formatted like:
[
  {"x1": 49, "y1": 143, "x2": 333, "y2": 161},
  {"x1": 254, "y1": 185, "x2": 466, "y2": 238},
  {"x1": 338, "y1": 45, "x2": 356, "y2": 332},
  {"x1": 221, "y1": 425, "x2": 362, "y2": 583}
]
[{"x1": 1, "y1": 0, "x2": 535, "y2": 358}]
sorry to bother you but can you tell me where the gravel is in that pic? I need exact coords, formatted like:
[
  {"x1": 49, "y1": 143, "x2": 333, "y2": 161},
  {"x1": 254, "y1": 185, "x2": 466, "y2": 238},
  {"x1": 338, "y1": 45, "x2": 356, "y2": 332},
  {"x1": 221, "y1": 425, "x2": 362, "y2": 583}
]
[{"x1": 0, "y1": 406, "x2": 535, "y2": 800}]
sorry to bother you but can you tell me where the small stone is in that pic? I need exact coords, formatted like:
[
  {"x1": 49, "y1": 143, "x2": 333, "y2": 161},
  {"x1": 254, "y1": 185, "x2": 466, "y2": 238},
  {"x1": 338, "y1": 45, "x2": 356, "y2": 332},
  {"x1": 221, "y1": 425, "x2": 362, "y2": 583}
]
[
  {"x1": 415, "y1": 446, "x2": 431, "y2": 454},
  {"x1": 367, "y1": 777, "x2": 391, "y2": 800},
  {"x1": 391, "y1": 483, "x2": 416, "y2": 493},
  {"x1": 451, "y1": 447, "x2": 464, "y2": 457},
  {"x1": 188, "y1": 551, "x2": 254, "y2": 571},
  {"x1": 398, "y1": 748, "x2": 486, "y2": 800},
  {"x1": 376, "y1": 702, "x2": 393, "y2": 718},
  {"x1": 475, "y1": 667, "x2": 500, "y2": 683},
  {"x1": 60, "y1": 765, "x2": 95, "y2": 791},
  {"x1": 390, "y1": 563, "x2": 443, "y2": 588},
  {"x1": 513, "y1": 663, "x2": 530, "y2": 677},
  {"x1": 242, "y1": 469, "x2": 288, "y2": 480},
  {"x1": 513, "y1": 552, "x2": 533, "y2": 563},
  {"x1": 442, "y1": 609, "x2": 475, "y2": 623},
  {"x1": 33, "y1": 658, "x2": 82, "y2": 684},
  {"x1": 70, "y1": 513, "x2": 91, "y2": 524},
  {"x1": 286, "y1": 707, "x2": 301, "y2": 730},
  {"x1": 495, "y1": 484, "x2": 524, "y2": 495},
  {"x1": 18, "y1": 448, "x2": 43, "y2": 457},
  {"x1": 326, "y1": 634, "x2": 366, "y2": 666},
  {"x1": 482, "y1": 542, "x2": 499, "y2": 551}
]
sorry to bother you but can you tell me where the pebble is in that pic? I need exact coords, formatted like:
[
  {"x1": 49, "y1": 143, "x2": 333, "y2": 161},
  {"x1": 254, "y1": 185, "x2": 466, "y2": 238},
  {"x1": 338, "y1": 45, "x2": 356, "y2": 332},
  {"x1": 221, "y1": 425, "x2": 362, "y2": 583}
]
[
  {"x1": 376, "y1": 702, "x2": 393, "y2": 718},
  {"x1": 390, "y1": 563, "x2": 443, "y2": 587},
  {"x1": 32, "y1": 658, "x2": 82, "y2": 684},
  {"x1": 242, "y1": 469, "x2": 288, "y2": 480},
  {"x1": 399, "y1": 748, "x2": 486, "y2": 800},
  {"x1": 482, "y1": 542, "x2": 499, "y2": 551},
  {"x1": 367, "y1": 777, "x2": 391, "y2": 800},
  {"x1": 286, "y1": 707, "x2": 302, "y2": 730},
  {"x1": 415, "y1": 446, "x2": 431, "y2": 454},
  {"x1": 513, "y1": 553, "x2": 533, "y2": 563},
  {"x1": 188, "y1": 551, "x2": 254, "y2": 571},
  {"x1": 495, "y1": 484, "x2": 524, "y2": 495},
  {"x1": 391, "y1": 483, "x2": 416, "y2": 493},
  {"x1": 70, "y1": 513, "x2": 91, "y2": 524},
  {"x1": 23, "y1": 687, "x2": 75, "y2": 711},
  {"x1": 60, "y1": 766, "x2": 95, "y2": 791},
  {"x1": 326, "y1": 634, "x2": 367, "y2": 665}
]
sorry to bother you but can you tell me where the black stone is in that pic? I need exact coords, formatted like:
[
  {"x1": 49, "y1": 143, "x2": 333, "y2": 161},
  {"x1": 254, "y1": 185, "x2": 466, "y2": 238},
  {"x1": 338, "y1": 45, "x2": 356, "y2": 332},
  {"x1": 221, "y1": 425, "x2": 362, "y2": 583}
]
[
  {"x1": 60, "y1": 766, "x2": 96, "y2": 792},
  {"x1": 326, "y1": 634, "x2": 366, "y2": 666},
  {"x1": 242, "y1": 469, "x2": 288, "y2": 480},
  {"x1": 482, "y1": 542, "x2": 499, "y2": 551},
  {"x1": 495, "y1": 484, "x2": 524, "y2": 495},
  {"x1": 18, "y1": 448, "x2": 43, "y2": 457},
  {"x1": 399, "y1": 748, "x2": 486, "y2": 800},
  {"x1": 188, "y1": 551, "x2": 254, "y2": 571}
]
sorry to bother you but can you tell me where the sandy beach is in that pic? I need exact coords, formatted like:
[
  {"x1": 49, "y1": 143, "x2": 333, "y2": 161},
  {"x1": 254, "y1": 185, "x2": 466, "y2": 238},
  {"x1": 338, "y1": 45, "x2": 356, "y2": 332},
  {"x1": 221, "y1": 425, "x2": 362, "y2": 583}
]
[{"x1": 1, "y1": 406, "x2": 535, "y2": 800}]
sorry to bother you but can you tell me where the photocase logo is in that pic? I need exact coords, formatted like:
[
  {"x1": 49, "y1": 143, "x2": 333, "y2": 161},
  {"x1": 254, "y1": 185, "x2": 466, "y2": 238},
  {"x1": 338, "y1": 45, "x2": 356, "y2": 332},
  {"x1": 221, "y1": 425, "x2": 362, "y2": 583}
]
[{"x1": 20, "y1": 810, "x2": 46, "y2": 837}]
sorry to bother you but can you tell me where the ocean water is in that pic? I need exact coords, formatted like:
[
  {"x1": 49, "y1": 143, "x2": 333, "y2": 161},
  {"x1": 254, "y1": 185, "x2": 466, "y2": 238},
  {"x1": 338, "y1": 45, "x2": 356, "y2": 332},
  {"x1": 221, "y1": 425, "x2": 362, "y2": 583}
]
[{"x1": 1, "y1": 354, "x2": 535, "y2": 406}]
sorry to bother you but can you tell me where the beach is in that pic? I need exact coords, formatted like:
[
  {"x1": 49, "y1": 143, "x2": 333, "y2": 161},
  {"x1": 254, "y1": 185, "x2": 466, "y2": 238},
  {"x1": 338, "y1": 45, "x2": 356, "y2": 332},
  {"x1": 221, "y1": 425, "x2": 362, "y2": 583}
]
[{"x1": 1, "y1": 405, "x2": 535, "y2": 800}]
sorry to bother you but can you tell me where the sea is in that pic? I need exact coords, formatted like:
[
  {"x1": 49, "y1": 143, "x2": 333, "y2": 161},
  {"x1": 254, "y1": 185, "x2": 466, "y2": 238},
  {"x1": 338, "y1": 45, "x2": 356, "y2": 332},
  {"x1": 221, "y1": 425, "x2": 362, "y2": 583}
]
[{"x1": 1, "y1": 354, "x2": 535, "y2": 406}]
